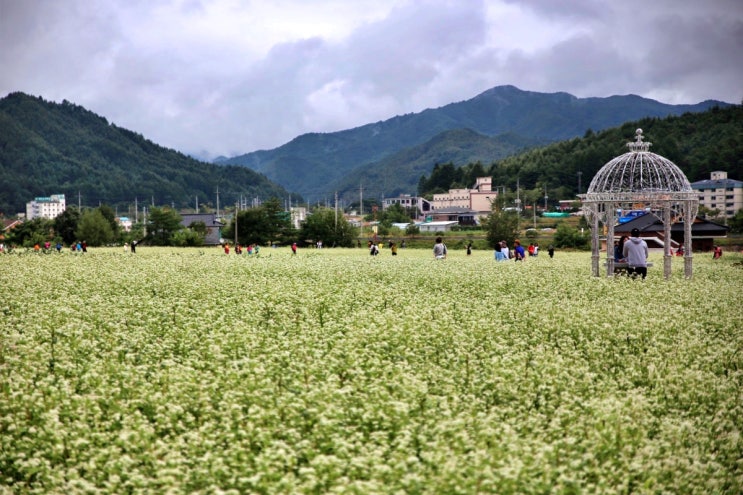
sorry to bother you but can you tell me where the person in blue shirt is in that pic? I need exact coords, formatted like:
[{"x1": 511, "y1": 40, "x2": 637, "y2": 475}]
[{"x1": 513, "y1": 240, "x2": 526, "y2": 261}]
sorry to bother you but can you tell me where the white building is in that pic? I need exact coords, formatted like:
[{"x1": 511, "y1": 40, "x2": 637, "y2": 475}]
[
  {"x1": 382, "y1": 194, "x2": 431, "y2": 218},
  {"x1": 431, "y1": 177, "x2": 496, "y2": 213},
  {"x1": 290, "y1": 206, "x2": 308, "y2": 230},
  {"x1": 691, "y1": 171, "x2": 743, "y2": 218},
  {"x1": 117, "y1": 216, "x2": 133, "y2": 232},
  {"x1": 26, "y1": 194, "x2": 66, "y2": 220}
]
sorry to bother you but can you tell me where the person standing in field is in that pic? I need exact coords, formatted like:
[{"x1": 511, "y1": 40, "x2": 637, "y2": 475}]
[
  {"x1": 622, "y1": 228, "x2": 649, "y2": 279},
  {"x1": 291, "y1": 242, "x2": 297, "y2": 255},
  {"x1": 433, "y1": 237, "x2": 447, "y2": 259},
  {"x1": 548, "y1": 244, "x2": 555, "y2": 258},
  {"x1": 391, "y1": 242, "x2": 398, "y2": 256}
]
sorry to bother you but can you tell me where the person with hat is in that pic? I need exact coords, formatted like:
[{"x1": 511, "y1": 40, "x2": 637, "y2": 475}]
[{"x1": 622, "y1": 228, "x2": 649, "y2": 279}]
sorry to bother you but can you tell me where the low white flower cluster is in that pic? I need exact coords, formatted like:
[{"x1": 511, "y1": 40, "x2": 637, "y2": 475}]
[{"x1": 1, "y1": 247, "x2": 741, "y2": 493}]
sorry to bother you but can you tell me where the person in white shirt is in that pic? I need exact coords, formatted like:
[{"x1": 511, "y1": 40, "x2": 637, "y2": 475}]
[{"x1": 622, "y1": 228, "x2": 649, "y2": 279}]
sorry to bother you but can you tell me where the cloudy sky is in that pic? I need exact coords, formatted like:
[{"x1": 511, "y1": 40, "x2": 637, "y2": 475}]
[{"x1": 2, "y1": 0, "x2": 742, "y2": 160}]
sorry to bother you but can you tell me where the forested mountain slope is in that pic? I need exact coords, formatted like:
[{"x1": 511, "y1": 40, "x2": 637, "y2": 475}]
[
  {"x1": 418, "y1": 105, "x2": 743, "y2": 202},
  {"x1": 220, "y1": 85, "x2": 729, "y2": 201},
  {"x1": 0, "y1": 92, "x2": 296, "y2": 214}
]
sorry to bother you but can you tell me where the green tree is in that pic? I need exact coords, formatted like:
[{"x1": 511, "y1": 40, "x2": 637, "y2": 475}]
[
  {"x1": 727, "y1": 209, "x2": 743, "y2": 233},
  {"x1": 222, "y1": 198, "x2": 295, "y2": 246},
  {"x1": 5, "y1": 218, "x2": 53, "y2": 247},
  {"x1": 262, "y1": 198, "x2": 294, "y2": 245},
  {"x1": 187, "y1": 221, "x2": 208, "y2": 238},
  {"x1": 225, "y1": 208, "x2": 268, "y2": 245},
  {"x1": 76, "y1": 209, "x2": 113, "y2": 246},
  {"x1": 553, "y1": 222, "x2": 590, "y2": 249},
  {"x1": 482, "y1": 208, "x2": 520, "y2": 249},
  {"x1": 171, "y1": 228, "x2": 205, "y2": 247},
  {"x1": 97, "y1": 204, "x2": 121, "y2": 242},
  {"x1": 299, "y1": 207, "x2": 358, "y2": 247},
  {"x1": 53, "y1": 207, "x2": 81, "y2": 245},
  {"x1": 146, "y1": 207, "x2": 183, "y2": 245}
]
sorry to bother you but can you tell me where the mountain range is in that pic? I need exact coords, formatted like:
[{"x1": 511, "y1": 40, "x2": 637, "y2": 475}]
[
  {"x1": 219, "y1": 85, "x2": 729, "y2": 203},
  {"x1": 0, "y1": 86, "x2": 733, "y2": 216}
]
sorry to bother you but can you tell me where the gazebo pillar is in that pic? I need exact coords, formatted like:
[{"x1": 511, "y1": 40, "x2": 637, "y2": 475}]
[
  {"x1": 663, "y1": 205, "x2": 672, "y2": 279},
  {"x1": 684, "y1": 200, "x2": 694, "y2": 279},
  {"x1": 605, "y1": 203, "x2": 616, "y2": 277},
  {"x1": 591, "y1": 205, "x2": 601, "y2": 277}
]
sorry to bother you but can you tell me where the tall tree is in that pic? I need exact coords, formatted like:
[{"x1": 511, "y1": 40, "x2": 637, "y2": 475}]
[
  {"x1": 97, "y1": 204, "x2": 120, "y2": 241},
  {"x1": 76, "y1": 209, "x2": 113, "y2": 246},
  {"x1": 53, "y1": 206, "x2": 81, "y2": 245},
  {"x1": 222, "y1": 198, "x2": 294, "y2": 246},
  {"x1": 482, "y1": 207, "x2": 520, "y2": 249},
  {"x1": 299, "y1": 207, "x2": 358, "y2": 247},
  {"x1": 146, "y1": 207, "x2": 183, "y2": 245}
]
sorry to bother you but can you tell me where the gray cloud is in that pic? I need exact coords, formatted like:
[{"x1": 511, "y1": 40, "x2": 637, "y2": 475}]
[{"x1": 1, "y1": 0, "x2": 741, "y2": 159}]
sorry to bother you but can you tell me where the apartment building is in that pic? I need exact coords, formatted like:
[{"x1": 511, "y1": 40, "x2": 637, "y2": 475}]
[
  {"x1": 690, "y1": 171, "x2": 743, "y2": 218},
  {"x1": 26, "y1": 194, "x2": 66, "y2": 220}
]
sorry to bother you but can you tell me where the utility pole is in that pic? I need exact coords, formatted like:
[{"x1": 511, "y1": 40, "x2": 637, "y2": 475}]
[
  {"x1": 196, "y1": 195, "x2": 199, "y2": 213},
  {"x1": 216, "y1": 187, "x2": 220, "y2": 218},
  {"x1": 515, "y1": 178, "x2": 521, "y2": 234},
  {"x1": 359, "y1": 183, "x2": 363, "y2": 216},
  {"x1": 78, "y1": 191, "x2": 81, "y2": 210},
  {"x1": 135, "y1": 197, "x2": 138, "y2": 223},
  {"x1": 234, "y1": 202, "x2": 238, "y2": 246},
  {"x1": 544, "y1": 185, "x2": 548, "y2": 211},
  {"x1": 577, "y1": 171, "x2": 583, "y2": 195},
  {"x1": 334, "y1": 191, "x2": 338, "y2": 228}
]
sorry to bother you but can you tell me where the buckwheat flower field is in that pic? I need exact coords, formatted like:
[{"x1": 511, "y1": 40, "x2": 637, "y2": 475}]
[{"x1": 1, "y1": 246, "x2": 741, "y2": 494}]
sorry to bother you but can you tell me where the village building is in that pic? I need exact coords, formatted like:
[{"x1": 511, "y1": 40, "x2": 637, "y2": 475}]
[
  {"x1": 382, "y1": 194, "x2": 431, "y2": 219},
  {"x1": 26, "y1": 194, "x2": 66, "y2": 220},
  {"x1": 690, "y1": 171, "x2": 743, "y2": 218},
  {"x1": 290, "y1": 206, "x2": 308, "y2": 230},
  {"x1": 431, "y1": 177, "x2": 496, "y2": 214},
  {"x1": 609, "y1": 211, "x2": 728, "y2": 253},
  {"x1": 180, "y1": 213, "x2": 224, "y2": 245}
]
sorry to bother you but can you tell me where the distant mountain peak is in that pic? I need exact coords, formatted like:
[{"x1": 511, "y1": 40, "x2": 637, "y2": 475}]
[{"x1": 220, "y1": 85, "x2": 728, "y2": 200}]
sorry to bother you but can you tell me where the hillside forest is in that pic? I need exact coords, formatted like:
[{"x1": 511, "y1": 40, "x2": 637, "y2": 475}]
[
  {"x1": 0, "y1": 93, "x2": 299, "y2": 215},
  {"x1": 418, "y1": 105, "x2": 743, "y2": 208}
]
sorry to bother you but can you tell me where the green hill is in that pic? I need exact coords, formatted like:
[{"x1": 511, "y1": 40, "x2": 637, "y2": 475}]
[
  {"x1": 0, "y1": 92, "x2": 298, "y2": 214},
  {"x1": 327, "y1": 128, "x2": 548, "y2": 202},
  {"x1": 418, "y1": 105, "x2": 743, "y2": 202},
  {"x1": 220, "y1": 85, "x2": 730, "y2": 201}
]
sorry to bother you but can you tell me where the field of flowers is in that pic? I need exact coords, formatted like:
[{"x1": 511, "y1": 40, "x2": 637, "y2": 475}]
[{"x1": 1, "y1": 245, "x2": 741, "y2": 494}]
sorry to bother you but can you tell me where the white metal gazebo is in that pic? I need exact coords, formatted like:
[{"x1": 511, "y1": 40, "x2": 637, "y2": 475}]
[{"x1": 579, "y1": 129, "x2": 699, "y2": 279}]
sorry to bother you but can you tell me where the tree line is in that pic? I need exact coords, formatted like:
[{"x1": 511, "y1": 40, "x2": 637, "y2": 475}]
[{"x1": 3, "y1": 198, "x2": 362, "y2": 250}]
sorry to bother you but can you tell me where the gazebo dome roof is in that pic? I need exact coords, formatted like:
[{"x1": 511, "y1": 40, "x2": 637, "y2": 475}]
[{"x1": 586, "y1": 129, "x2": 693, "y2": 195}]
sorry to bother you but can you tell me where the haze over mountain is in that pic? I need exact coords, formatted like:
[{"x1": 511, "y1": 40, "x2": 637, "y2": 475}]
[
  {"x1": 219, "y1": 85, "x2": 729, "y2": 202},
  {"x1": 0, "y1": 92, "x2": 297, "y2": 215}
]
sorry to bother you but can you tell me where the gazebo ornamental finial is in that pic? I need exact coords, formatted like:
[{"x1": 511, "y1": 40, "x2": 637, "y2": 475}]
[{"x1": 627, "y1": 128, "x2": 652, "y2": 152}]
